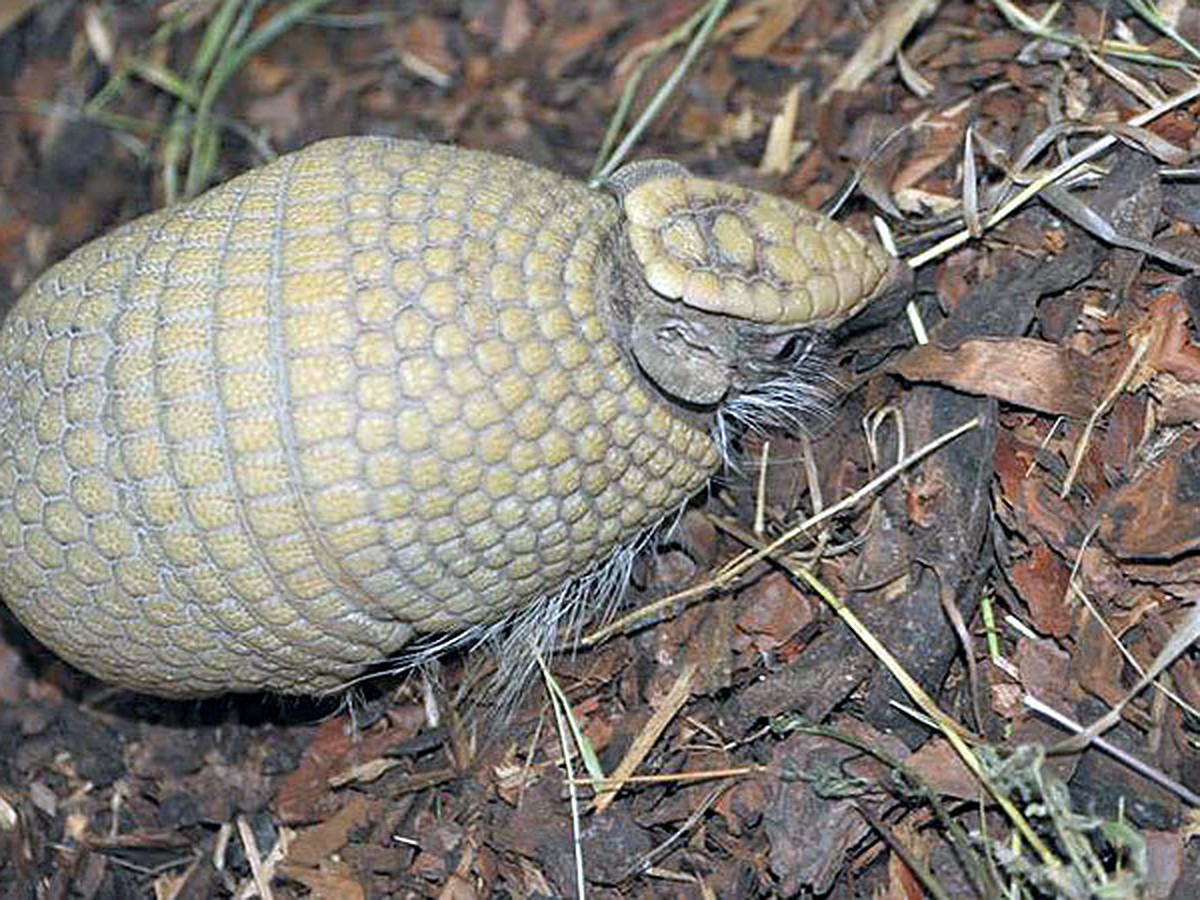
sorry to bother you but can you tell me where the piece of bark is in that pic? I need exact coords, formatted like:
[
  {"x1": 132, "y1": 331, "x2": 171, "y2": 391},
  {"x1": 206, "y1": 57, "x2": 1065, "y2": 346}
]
[{"x1": 893, "y1": 337, "x2": 1103, "y2": 417}]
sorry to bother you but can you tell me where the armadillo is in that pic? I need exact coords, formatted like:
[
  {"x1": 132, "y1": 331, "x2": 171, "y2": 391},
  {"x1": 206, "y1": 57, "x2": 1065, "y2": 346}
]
[{"x1": 0, "y1": 137, "x2": 891, "y2": 697}]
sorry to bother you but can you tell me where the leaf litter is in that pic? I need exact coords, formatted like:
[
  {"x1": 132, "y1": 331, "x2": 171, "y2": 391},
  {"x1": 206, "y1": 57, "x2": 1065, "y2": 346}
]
[{"x1": 2, "y1": 0, "x2": 1200, "y2": 896}]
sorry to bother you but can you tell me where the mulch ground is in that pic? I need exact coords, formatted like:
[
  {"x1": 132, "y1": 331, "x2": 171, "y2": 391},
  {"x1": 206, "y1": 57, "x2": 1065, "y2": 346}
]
[{"x1": 2, "y1": 0, "x2": 1200, "y2": 897}]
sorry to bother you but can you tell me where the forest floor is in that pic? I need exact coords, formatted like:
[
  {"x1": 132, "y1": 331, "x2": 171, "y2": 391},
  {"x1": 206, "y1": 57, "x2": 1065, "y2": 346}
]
[{"x1": 2, "y1": 0, "x2": 1200, "y2": 897}]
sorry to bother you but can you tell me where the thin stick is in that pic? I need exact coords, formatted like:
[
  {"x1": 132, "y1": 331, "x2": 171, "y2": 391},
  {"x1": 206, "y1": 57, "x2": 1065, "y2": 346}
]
[
  {"x1": 582, "y1": 417, "x2": 980, "y2": 646},
  {"x1": 1024, "y1": 694, "x2": 1200, "y2": 807},
  {"x1": 236, "y1": 815, "x2": 274, "y2": 900},
  {"x1": 572, "y1": 765, "x2": 762, "y2": 787},
  {"x1": 906, "y1": 80, "x2": 1200, "y2": 270},
  {"x1": 1059, "y1": 332, "x2": 1149, "y2": 498},
  {"x1": 593, "y1": 662, "x2": 697, "y2": 813}
]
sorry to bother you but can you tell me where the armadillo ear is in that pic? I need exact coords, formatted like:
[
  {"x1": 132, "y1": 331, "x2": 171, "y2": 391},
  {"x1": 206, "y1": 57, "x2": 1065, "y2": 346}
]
[
  {"x1": 603, "y1": 158, "x2": 693, "y2": 199},
  {"x1": 629, "y1": 308, "x2": 734, "y2": 407}
]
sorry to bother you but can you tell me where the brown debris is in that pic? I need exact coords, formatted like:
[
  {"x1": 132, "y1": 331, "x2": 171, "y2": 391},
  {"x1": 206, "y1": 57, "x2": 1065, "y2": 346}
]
[
  {"x1": 1011, "y1": 545, "x2": 1074, "y2": 638},
  {"x1": 1099, "y1": 433, "x2": 1200, "y2": 560},
  {"x1": 894, "y1": 337, "x2": 1105, "y2": 418},
  {"x1": 4, "y1": 0, "x2": 1200, "y2": 896}
]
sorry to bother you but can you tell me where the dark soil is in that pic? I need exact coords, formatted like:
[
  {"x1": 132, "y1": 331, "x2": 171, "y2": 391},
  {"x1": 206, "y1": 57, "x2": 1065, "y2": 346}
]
[{"x1": 2, "y1": 1, "x2": 1200, "y2": 897}]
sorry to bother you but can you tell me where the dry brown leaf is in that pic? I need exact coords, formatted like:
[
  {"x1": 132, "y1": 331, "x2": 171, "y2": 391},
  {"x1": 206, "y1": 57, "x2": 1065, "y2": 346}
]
[
  {"x1": 275, "y1": 861, "x2": 367, "y2": 900},
  {"x1": 284, "y1": 794, "x2": 373, "y2": 868},
  {"x1": 893, "y1": 338, "x2": 1104, "y2": 418},
  {"x1": 884, "y1": 817, "x2": 931, "y2": 900},
  {"x1": 732, "y1": 571, "x2": 818, "y2": 655},
  {"x1": 1134, "y1": 291, "x2": 1200, "y2": 386},
  {"x1": 1011, "y1": 546, "x2": 1073, "y2": 638},
  {"x1": 891, "y1": 113, "x2": 966, "y2": 194},
  {"x1": 1015, "y1": 636, "x2": 1071, "y2": 709},
  {"x1": 904, "y1": 738, "x2": 977, "y2": 799},
  {"x1": 1152, "y1": 372, "x2": 1200, "y2": 424},
  {"x1": 820, "y1": 0, "x2": 940, "y2": 102},
  {"x1": 1100, "y1": 435, "x2": 1200, "y2": 560},
  {"x1": 273, "y1": 707, "x2": 425, "y2": 824},
  {"x1": 732, "y1": 0, "x2": 810, "y2": 58},
  {"x1": 1072, "y1": 608, "x2": 1128, "y2": 711}
]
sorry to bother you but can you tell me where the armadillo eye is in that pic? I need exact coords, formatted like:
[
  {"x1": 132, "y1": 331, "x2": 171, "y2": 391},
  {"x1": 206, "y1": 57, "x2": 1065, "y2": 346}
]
[{"x1": 772, "y1": 333, "x2": 810, "y2": 363}]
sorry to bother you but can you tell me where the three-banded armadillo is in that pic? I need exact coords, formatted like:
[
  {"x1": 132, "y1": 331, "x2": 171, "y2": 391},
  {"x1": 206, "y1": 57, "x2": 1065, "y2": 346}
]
[{"x1": 0, "y1": 137, "x2": 891, "y2": 697}]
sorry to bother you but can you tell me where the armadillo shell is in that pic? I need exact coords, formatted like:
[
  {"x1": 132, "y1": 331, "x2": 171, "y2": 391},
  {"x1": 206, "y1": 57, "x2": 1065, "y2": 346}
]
[{"x1": 0, "y1": 138, "x2": 718, "y2": 696}]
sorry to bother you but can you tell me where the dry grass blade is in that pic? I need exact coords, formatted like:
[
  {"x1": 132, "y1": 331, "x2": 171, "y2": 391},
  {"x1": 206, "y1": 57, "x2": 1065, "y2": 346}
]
[
  {"x1": 590, "y1": 0, "x2": 732, "y2": 184},
  {"x1": 236, "y1": 815, "x2": 275, "y2": 900},
  {"x1": 906, "y1": 79, "x2": 1200, "y2": 270},
  {"x1": 961, "y1": 126, "x2": 981, "y2": 236},
  {"x1": 617, "y1": 786, "x2": 726, "y2": 882},
  {"x1": 1123, "y1": 0, "x2": 1200, "y2": 62},
  {"x1": 1024, "y1": 695, "x2": 1200, "y2": 807},
  {"x1": 1039, "y1": 184, "x2": 1200, "y2": 272},
  {"x1": 854, "y1": 803, "x2": 953, "y2": 900},
  {"x1": 535, "y1": 655, "x2": 605, "y2": 785},
  {"x1": 819, "y1": 0, "x2": 941, "y2": 102},
  {"x1": 758, "y1": 83, "x2": 801, "y2": 174},
  {"x1": 1061, "y1": 601, "x2": 1200, "y2": 755},
  {"x1": 573, "y1": 766, "x2": 761, "y2": 789},
  {"x1": 537, "y1": 655, "x2": 589, "y2": 899},
  {"x1": 582, "y1": 417, "x2": 981, "y2": 646},
  {"x1": 774, "y1": 719, "x2": 997, "y2": 895},
  {"x1": 1086, "y1": 48, "x2": 1167, "y2": 107},
  {"x1": 895, "y1": 44, "x2": 935, "y2": 97},
  {"x1": 1059, "y1": 332, "x2": 1150, "y2": 498},
  {"x1": 753, "y1": 440, "x2": 770, "y2": 538},
  {"x1": 85, "y1": 7, "x2": 194, "y2": 117},
  {"x1": 1067, "y1": 527, "x2": 1200, "y2": 724},
  {"x1": 593, "y1": 662, "x2": 697, "y2": 813},
  {"x1": 991, "y1": 0, "x2": 1196, "y2": 68},
  {"x1": 790, "y1": 567, "x2": 1061, "y2": 870}
]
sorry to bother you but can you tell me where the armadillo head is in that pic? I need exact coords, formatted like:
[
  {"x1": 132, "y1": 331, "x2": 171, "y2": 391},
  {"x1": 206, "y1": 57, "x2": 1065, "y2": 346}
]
[{"x1": 603, "y1": 159, "x2": 896, "y2": 416}]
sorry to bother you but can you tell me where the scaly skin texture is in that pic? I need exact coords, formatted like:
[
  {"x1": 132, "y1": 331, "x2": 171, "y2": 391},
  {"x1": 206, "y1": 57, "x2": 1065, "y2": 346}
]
[{"x1": 0, "y1": 137, "x2": 890, "y2": 697}]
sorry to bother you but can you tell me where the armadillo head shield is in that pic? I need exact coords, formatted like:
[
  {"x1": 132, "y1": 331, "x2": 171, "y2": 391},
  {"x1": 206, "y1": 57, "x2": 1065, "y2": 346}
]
[
  {"x1": 608, "y1": 159, "x2": 892, "y2": 327},
  {"x1": 605, "y1": 159, "x2": 892, "y2": 409}
]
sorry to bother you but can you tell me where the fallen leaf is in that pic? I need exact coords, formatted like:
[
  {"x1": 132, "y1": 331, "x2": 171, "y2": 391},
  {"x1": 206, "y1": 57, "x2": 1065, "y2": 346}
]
[
  {"x1": 893, "y1": 338, "x2": 1103, "y2": 418},
  {"x1": 1015, "y1": 635, "x2": 1071, "y2": 710},
  {"x1": 1100, "y1": 435, "x2": 1200, "y2": 560},
  {"x1": 1142, "y1": 829, "x2": 1185, "y2": 899},
  {"x1": 905, "y1": 738, "x2": 977, "y2": 799},
  {"x1": 1133, "y1": 291, "x2": 1200, "y2": 386},
  {"x1": 733, "y1": 571, "x2": 818, "y2": 656},
  {"x1": 732, "y1": 0, "x2": 810, "y2": 59},
  {"x1": 1011, "y1": 546, "x2": 1073, "y2": 638},
  {"x1": 285, "y1": 794, "x2": 373, "y2": 868},
  {"x1": 276, "y1": 861, "x2": 367, "y2": 900},
  {"x1": 1152, "y1": 372, "x2": 1200, "y2": 424},
  {"x1": 820, "y1": 0, "x2": 939, "y2": 102},
  {"x1": 274, "y1": 709, "x2": 425, "y2": 824}
]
